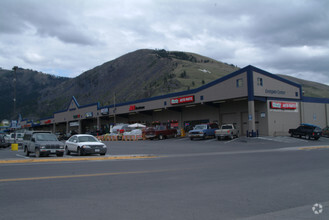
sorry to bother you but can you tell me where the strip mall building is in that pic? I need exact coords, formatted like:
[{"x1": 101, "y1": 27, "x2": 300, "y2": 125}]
[{"x1": 21, "y1": 65, "x2": 329, "y2": 136}]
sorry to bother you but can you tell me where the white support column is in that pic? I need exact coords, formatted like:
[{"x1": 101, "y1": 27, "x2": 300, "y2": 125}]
[
  {"x1": 78, "y1": 120, "x2": 82, "y2": 134},
  {"x1": 248, "y1": 100, "x2": 256, "y2": 136},
  {"x1": 97, "y1": 117, "x2": 101, "y2": 130}
]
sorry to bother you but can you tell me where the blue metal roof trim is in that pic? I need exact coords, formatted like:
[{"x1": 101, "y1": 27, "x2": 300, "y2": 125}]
[
  {"x1": 249, "y1": 65, "x2": 302, "y2": 88},
  {"x1": 103, "y1": 67, "x2": 249, "y2": 108},
  {"x1": 39, "y1": 116, "x2": 54, "y2": 121},
  {"x1": 302, "y1": 96, "x2": 329, "y2": 103},
  {"x1": 267, "y1": 97, "x2": 302, "y2": 102},
  {"x1": 254, "y1": 96, "x2": 267, "y2": 102},
  {"x1": 31, "y1": 65, "x2": 309, "y2": 122}
]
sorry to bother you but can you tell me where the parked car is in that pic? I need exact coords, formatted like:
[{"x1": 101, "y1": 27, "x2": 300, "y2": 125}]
[
  {"x1": 144, "y1": 126, "x2": 177, "y2": 140},
  {"x1": 0, "y1": 134, "x2": 10, "y2": 148},
  {"x1": 65, "y1": 134, "x2": 107, "y2": 156},
  {"x1": 288, "y1": 124, "x2": 322, "y2": 140},
  {"x1": 188, "y1": 123, "x2": 219, "y2": 140},
  {"x1": 6, "y1": 132, "x2": 24, "y2": 145},
  {"x1": 215, "y1": 124, "x2": 239, "y2": 140},
  {"x1": 23, "y1": 131, "x2": 65, "y2": 157},
  {"x1": 322, "y1": 126, "x2": 329, "y2": 137}
]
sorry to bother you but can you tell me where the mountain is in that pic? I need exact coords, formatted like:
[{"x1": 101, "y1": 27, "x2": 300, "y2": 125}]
[
  {"x1": 0, "y1": 49, "x2": 328, "y2": 121},
  {"x1": 277, "y1": 74, "x2": 329, "y2": 98},
  {"x1": 0, "y1": 68, "x2": 68, "y2": 120}
]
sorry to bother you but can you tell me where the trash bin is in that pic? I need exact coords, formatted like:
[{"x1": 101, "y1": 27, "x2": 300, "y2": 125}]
[
  {"x1": 11, "y1": 143, "x2": 18, "y2": 151},
  {"x1": 180, "y1": 128, "x2": 186, "y2": 137}
]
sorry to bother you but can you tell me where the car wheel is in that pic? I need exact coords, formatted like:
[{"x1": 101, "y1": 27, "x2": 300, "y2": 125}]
[
  {"x1": 174, "y1": 133, "x2": 177, "y2": 138},
  {"x1": 159, "y1": 134, "x2": 164, "y2": 140},
  {"x1": 77, "y1": 147, "x2": 83, "y2": 156},
  {"x1": 217, "y1": 136, "x2": 221, "y2": 141},
  {"x1": 314, "y1": 137, "x2": 319, "y2": 140},
  {"x1": 65, "y1": 146, "x2": 70, "y2": 155},
  {"x1": 305, "y1": 135, "x2": 310, "y2": 140},
  {"x1": 56, "y1": 152, "x2": 64, "y2": 157},
  {"x1": 230, "y1": 135, "x2": 233, "y2": 140},
  {"x1": 190, "y1": 137, "x2": 194, "y2": 141},
  {"x1": 100, "y1": 153, "x2": 106, "y2": 156},
  {"x1": 35, "y1": 148, "x2": 41, "y2": 158},
  {"x1": 24, "y1": 146, "x2": 30, "y2": 156}
]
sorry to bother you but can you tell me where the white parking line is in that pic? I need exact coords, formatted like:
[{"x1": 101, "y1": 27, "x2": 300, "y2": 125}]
[
  {"x1": 174, "y1": 137, "x2": 189, "y2": 141},
  {"x1": 224, "y1": 138, "x2": 239, "y2": 144},
  {"x1": 205, "y1": 139, "x2": 216, "y2": 143},
  {"x1": 16, "y1": 154, "x2": 29, "y2": 159}
]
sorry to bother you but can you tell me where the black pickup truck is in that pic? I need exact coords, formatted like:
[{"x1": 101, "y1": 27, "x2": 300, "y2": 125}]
[{"x1": 289, "y1": 124, "x2": 322, "y2": 140}]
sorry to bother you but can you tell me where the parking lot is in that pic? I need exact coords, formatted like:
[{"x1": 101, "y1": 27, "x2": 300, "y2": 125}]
[
  {"x1": 1, "y1": 135, "x2": 329, "y2": 162},
  {"x1": 2, "y1": 135, "x2": 329, "y2": 220}
]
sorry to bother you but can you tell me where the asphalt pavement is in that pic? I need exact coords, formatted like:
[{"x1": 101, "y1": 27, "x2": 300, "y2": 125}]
[{"x1": 1, "y1": 136, "x2": 329, "y2": 219}]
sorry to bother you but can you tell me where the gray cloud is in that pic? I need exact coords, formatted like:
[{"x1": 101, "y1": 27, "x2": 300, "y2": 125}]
[{"x1": 0, "y1": 0, "x2": 328, "y2": 85}]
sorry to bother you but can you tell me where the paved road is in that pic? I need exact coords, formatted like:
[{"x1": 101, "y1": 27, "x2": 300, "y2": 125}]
[{"x1": 1, "y1": 136, "x2": 329, "y2": 219}]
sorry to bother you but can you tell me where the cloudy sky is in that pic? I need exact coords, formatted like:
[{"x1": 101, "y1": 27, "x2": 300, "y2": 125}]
[{"x1": 0, "y1": 0, "x2": 328, "y2": 84}]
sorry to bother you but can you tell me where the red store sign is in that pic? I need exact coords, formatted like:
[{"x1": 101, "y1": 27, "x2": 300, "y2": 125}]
[
  {"x1": 170, "y1": 95, "x2": 194, "y2": 105},
  {"x1": 270, "y1": 101, "x2": 297, "y2": 110}
]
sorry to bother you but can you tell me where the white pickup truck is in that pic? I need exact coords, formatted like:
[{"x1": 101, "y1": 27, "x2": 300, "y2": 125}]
[{"x1": 215, "y1": 124, "x2": 239, "y2": 140}]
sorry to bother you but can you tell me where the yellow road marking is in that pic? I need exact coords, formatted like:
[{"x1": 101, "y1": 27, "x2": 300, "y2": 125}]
[
  {"x1": 0, "y1": 169, "x2": 175, "y2": 182},
  {"x1": 0, "y1": 155, "x2": 157, "y2": 164},
  {"x1": 299, "y1": 146, "x2": 329, "y2": 150}
]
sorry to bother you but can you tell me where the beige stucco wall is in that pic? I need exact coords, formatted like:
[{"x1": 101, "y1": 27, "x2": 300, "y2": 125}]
[
  {"x1": 196, "y1": 72, "x2": 248, "y2": 102},
  {"x1": 267, "y1": 100, "x2": 300, "y2": 136},
  {"x1": 253, "y1": 71, "x2": 300, "y2": 99},
  {"x1": 300, "y1": 102, "x2": 327, "y2": 128}
]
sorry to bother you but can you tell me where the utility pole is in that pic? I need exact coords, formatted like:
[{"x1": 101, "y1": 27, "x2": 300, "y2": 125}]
[
  {"x1": 12, "y1": 66, "x2": 18, "y2": 144},
  {"x1": 114, "y1": 92, "x2": 116, "y2": 124}
]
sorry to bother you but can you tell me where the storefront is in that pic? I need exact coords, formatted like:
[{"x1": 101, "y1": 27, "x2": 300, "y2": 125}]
[{"x1": 21, "y1": 65, "x2": 329, "y2": 137}]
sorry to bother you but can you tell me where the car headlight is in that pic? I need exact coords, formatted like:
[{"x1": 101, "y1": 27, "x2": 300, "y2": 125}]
[
  {"x1": 199, "y1": 131, "x2": 203, "y2": 134},
  {"x1": 102, "y1": 145, "x2": 106, "y2": 148},
  {"x1": 41, "y1": 146, "x2": 46, "y2": 149},
  {"x1": 82, "y1": 145, "x2": 91, "y2": 149},
  {"x1": 59, "y1": 146, "x2": 64, "y2": 149}
]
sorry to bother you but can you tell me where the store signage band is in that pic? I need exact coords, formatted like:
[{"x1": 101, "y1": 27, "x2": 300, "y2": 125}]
[
  {"x1": 101, "y1": 108, "x2": 109, "y2": 115},
  {"x1": 85, "y1": 112, "x2": 93, "y2": 118},
  {"x1": 270, "y1": 101, "x2": 297, "y2": 110},
  {"x1": 170, "y1": 95, "x2": 194, "y2": 105},
  {"x1": 73, "y1": 114, "x2": 81, "y2": 119},
  {"x1": 129, "y1": 105, "x2": 145, "y2": 111}
]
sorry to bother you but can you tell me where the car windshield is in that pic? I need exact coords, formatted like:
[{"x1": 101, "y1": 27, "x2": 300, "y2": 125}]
[
  {"x1": 156, "y1": 126, "x2": 166, "y2": 130},
  {"x1": 194, "y1": 125, "x2": 207, "y2": 130},
  {"x1": 35, "y1": 133, "x2": 58, "y2": 141},
  {"x1": 222, "y1": 125, "x2": 233, "y2": 129},
  {"x1": 78, "y1": 136, "x2": 98, "y2": 142}
]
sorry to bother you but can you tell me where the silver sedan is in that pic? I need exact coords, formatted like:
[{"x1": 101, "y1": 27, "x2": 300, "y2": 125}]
[{"x1": 65, "y1": 134, "x2": 107, "y2": 156}]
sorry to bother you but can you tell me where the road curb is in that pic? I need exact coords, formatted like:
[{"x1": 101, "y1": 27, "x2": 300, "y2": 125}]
[
  {"x1": 299, "y1": 146, "x2": 329, "y2": 150},
  {"x1": 0, "y1": 155, "x2": 157, "y2": 164}
]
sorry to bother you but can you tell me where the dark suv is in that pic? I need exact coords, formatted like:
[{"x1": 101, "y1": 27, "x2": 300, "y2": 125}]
[
  {"x1": 289, "y1": 124, "x2": 322, "y2": 140},
  {"x1": 23, "y1": 131, "x2": 65, "y2": 157}
]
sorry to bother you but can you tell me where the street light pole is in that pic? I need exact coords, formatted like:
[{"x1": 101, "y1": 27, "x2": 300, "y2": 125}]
[
  {"x1": 114, "y1": 92, "x2": 116, "y2": 125},
  {"x1": 12, "y1": 66, "x2": 18, "y2": 144}
]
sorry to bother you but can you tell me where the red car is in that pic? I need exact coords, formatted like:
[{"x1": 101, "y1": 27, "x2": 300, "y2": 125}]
[{"x1": 144, "y1": 126, "x2": 177, "y2": 140}]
